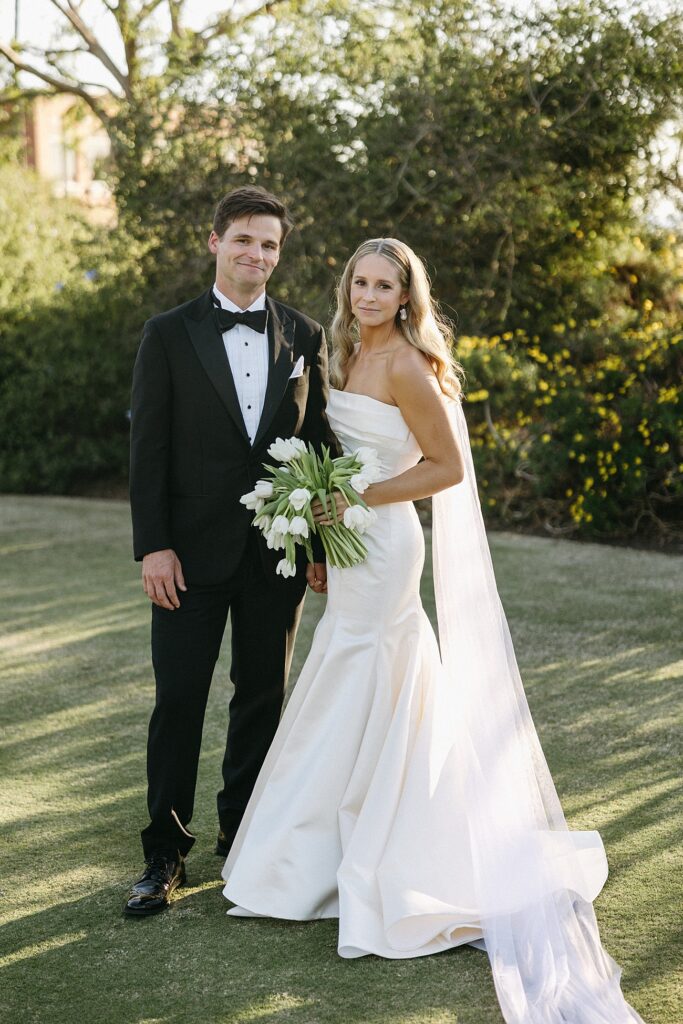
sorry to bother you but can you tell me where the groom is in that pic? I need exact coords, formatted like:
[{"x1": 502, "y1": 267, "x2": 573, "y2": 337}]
[{"x1": 125, "y1": 186, "x2": 339, "y2": 916}]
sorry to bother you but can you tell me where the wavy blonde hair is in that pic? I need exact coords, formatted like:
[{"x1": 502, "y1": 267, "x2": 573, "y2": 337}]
[{"x1": 329, "y1": 237, "x2": 463, "y2": 399}]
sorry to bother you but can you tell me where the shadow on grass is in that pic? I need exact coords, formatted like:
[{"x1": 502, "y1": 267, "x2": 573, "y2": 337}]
[
  {"x1": 1, "y1": 502, "x2": 678, "y2": 1023},
  {"x1": 1, "y1": 863, "x2": 496, "y2": 1024}
]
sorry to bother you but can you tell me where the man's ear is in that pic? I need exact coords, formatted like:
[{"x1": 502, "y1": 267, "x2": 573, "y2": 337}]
[{"x1": 208, "y1": 230, "x2": 219, "y2": 254}]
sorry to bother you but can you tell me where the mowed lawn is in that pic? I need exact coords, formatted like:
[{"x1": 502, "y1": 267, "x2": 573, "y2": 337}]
[{"x1": 0, "y1": 495, "x2": 681, "y2": 1024}]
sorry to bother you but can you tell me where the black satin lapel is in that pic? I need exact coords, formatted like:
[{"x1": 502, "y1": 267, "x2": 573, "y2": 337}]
[
  {"x1": 183, "y1": 309, "x2": 250, "y2": 443},
  {"x1": 253, "y1": 300, "x2": 296, "y2": 447}
]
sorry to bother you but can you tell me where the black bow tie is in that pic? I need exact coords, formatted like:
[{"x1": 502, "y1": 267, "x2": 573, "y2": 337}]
[{"x1": 215, "y1": 307, "x2": 268, "y2": 335}]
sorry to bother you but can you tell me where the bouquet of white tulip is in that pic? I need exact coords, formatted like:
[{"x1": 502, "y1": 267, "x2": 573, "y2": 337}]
[{"x1": 240, "y1": 437, "x2": 381, "y2": 577}]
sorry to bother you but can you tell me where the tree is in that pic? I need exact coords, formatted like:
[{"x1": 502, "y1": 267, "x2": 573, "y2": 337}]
[{"x1": 227, "y1": 0, "x2": 683, "y2": 330}]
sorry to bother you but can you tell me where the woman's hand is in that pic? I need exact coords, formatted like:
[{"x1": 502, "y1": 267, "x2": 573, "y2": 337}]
[{"x1": 310, "y1": 490, "x2": 351, "y2": 526}]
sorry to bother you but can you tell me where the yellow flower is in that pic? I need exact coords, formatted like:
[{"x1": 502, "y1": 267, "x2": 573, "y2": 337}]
[
  {"x1": 578, "y1": 454, "x2": 587, "y2": 463},
  {"x1": 541, "y1": 433, "x2": 551, "y2": 443},
  {"x1": 657, "y1": 386, "x2": 677, "y2": 404}
]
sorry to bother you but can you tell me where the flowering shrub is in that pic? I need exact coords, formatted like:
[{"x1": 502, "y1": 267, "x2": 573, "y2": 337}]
[{"x1": 458, "y1": 310, "x2": 682, "y2": 543}]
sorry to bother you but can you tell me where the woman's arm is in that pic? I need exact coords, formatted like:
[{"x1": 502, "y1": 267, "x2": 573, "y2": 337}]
[{"x1": 364, "y1": 348, "x2": 464, "y2": 508}]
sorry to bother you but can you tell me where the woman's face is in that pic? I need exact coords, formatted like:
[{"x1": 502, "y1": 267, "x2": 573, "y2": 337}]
[{"x1": 349, "y1": 254, "x2": 409, "y2": 329}]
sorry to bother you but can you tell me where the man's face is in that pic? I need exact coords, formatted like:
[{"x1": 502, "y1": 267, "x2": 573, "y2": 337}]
[{"x1": 208, "y1": 214, "x2": 282, "y2": 296}]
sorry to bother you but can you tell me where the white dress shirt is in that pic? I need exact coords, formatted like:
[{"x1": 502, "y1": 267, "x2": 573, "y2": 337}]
[{"x1": 213, "y1": 284, "x2": 269, "y2": 444}]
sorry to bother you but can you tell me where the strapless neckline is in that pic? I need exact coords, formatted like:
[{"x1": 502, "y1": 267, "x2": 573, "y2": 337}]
[{"x1": 329, "y1": 387, "x2": 401, "y2": 412}]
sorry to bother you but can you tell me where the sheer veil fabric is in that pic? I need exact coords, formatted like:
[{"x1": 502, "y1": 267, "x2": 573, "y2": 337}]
[{"x1": 433, "y1": 400, "x2": 644, "y2": 1023}]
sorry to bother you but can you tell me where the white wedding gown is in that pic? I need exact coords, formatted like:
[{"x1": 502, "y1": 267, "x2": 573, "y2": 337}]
[{"x1": 223, "y1": 389, "x2": 645, "y2": 1023}]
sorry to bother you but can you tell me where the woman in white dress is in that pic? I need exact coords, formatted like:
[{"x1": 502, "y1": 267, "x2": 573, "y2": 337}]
[{"x1": 222, "y1": 239, "x2": 645, "y2": 1024}]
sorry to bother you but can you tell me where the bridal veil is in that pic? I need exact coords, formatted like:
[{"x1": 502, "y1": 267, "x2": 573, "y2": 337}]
[{"x1": 431, "y1": 400, "x2": 644, "y2": 1023}]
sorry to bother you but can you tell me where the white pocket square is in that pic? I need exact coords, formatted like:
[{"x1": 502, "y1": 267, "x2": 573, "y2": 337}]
[{"x1": 289, "y1": 355, "x2": 305, "y2": 379}]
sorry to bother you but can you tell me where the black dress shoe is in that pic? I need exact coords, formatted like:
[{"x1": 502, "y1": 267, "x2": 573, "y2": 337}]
[
  {"x1": 123, "y1": 853, "x2": 186, "y2": 917},
  {"x1": 215, "y1": 829, "x2": 235, "y2": 857}
]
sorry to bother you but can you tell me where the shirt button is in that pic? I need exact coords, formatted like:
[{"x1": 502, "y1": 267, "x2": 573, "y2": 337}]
[
  {"x1": 244, "y1": 342, "x2": 248, "y2": 346},
  {"x1": 246, "y1": 372, "x2": 250, "y2": 377},
  {"x1": 247, "y1": 404, "x2": 252, "y2": 409}
]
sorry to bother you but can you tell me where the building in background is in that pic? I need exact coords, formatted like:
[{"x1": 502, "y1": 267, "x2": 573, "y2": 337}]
[{"x1": 21, "y1": 94, "x2": 114, "y2": 224}]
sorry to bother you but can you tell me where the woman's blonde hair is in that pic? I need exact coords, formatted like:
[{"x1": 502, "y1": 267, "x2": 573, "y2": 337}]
[{"x1": 329, "y1": 237, "x2": 463, "y2": 399}]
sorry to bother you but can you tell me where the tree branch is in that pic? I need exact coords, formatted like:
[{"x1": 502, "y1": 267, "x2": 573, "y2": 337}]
[
  {"x1": 23, "y1": 44, "x2": 90, "y2": 59},
  {"x1": 47, "y1": 0, "x2": 131, "y2": 98},
  {"x1": 0, "y1": 39, "x2": 111, "y2": 126}
]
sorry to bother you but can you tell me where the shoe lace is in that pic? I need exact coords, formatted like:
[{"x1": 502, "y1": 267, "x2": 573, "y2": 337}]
[{"x1": 144, "y1": 854, "x2": 174, "y2": 879}]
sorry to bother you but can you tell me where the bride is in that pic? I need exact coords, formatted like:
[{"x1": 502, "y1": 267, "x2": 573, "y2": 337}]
[{"x1": 222, "y1": 238, "x2": 645, "y2": 1024}]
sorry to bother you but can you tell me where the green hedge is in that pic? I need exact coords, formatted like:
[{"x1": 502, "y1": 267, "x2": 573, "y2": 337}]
[
  {"x1": 0, "y1": 279, "x2": 146, "y2": 493},
  {"x1": 1, "y1": 272, "x2": 680, "y2": 545}
]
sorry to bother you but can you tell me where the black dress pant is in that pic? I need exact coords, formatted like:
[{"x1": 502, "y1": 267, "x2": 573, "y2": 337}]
[{"x1": 141, "y1": 537, "x2": 307, "y2": 858}]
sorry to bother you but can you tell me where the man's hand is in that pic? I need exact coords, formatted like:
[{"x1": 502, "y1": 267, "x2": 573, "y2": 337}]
[
  {"x1": 306, "y1": 562, "x2": 328, "y2": 595},
  {"x1": 142, "y1": 549, "x2": 187, "y2": 610}
]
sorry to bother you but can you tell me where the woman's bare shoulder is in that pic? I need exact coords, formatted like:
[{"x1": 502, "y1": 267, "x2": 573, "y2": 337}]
[{"x1": 387, "y1": 342, "x2": 438, "y2": 392}]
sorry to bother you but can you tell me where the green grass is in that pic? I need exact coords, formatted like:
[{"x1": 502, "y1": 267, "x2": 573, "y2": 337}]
[{"x1": 1, "y1": 495, "x2": 681, "y2": 1024}]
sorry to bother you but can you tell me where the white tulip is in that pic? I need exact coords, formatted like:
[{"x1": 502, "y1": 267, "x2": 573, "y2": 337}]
[
  {"x1": 289, "y1": 515, "x2": 309, "y2": 538},
  {"x1": 343, "y1": 505, "x2": 377, "y2": 534},
  {"x1": 254, "y1": 480, "x2": 274, "y2": 498},
  {"x1": 271, "y1": 514, "x2": 291, "y2": 535},
  {"x1": 254, "y1": 513, "x2": 272, "y2": 533},
  {"x1": 267, "y1": 436, "x2": 307, "y2": 463},
  {"x1": 266, "y1": 528, "x2": 286, "y2": 550},
  {"x1": 267, "y1": 438, "x2": 293, "y2": 462},
  {"x1": 355, "y1": 446, "x2": 380, "y2": 468},
  {"x1": 276, "y1": 558, "x2": 297, "y2": 578},
  {"x1": 349, "y1": 473, "x2": 370, "y2": 494},
  {"x1": 255, "y1": 498, "x2": 264, "y2": 514},
  {"x1": 239, "y1": 489, "x2": 260, "y2": 509},
  {"x1": 289, "y1": 487, "x2": 312, "y2": 511}
]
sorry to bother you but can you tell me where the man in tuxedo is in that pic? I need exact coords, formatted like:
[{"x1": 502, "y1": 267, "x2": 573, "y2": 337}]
[{"x1": 125, "y1": 186, "x2": 339, "y2": 916}]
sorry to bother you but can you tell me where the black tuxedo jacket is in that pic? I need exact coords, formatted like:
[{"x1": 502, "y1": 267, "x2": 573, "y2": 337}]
[{"x1": 129, "y1": 288, "x2": 341, "y2": 585}]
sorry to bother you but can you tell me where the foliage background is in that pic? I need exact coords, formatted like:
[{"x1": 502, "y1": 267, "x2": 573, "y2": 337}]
[{"x1": 0, "y1": 0, "x2": 681, "y2": 543}]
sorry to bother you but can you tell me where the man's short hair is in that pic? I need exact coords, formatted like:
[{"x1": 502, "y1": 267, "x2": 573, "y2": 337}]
[{"x1": 212, "y1": 186, "x2": 294, "y2": 245}]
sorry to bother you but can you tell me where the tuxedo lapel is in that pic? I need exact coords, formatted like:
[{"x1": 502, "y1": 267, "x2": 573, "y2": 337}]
[
  {"x1": 183, "y1": 291, "x2": 250, "y2": 444},
  {"x1": 253, "y1": 298, "x2": 296, "y2": 448}
]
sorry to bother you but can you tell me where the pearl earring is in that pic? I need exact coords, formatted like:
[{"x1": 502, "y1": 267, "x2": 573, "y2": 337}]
[{"x1": 399, "y1": 305, "x2": 408, "y2": 321}]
